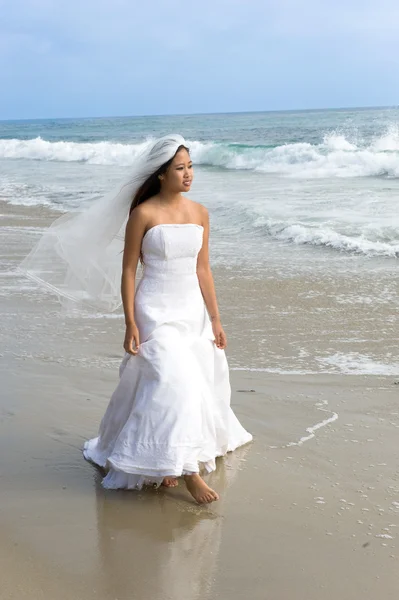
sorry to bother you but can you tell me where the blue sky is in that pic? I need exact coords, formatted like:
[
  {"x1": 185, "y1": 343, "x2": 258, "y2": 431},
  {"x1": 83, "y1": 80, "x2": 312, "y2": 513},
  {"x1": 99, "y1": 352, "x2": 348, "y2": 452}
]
[{"x1": 1, "y1": 0, "x2": 398, "y2": 119}]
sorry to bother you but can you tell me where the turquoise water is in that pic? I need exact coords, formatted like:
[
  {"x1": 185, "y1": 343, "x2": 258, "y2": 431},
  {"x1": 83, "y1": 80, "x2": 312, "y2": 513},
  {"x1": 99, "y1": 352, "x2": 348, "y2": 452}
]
[{"x1": 1, "y1": 107, "x2": 399, "y2": 268}]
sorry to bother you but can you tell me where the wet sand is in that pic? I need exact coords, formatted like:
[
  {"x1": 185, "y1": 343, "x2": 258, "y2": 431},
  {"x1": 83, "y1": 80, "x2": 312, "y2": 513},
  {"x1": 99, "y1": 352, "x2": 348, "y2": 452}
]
[
  {"x1": 1, "y1": 201, "x2": 399, "y2": 598},
  {"x1": 1, "y1": 358, "x2": 398, "y2": 599}
]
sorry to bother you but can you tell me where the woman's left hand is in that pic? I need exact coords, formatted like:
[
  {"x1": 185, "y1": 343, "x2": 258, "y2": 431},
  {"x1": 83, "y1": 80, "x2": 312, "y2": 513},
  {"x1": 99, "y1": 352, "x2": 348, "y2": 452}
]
[{"x1": 212, "y1": 318, "x2": 227, "y2": 349}]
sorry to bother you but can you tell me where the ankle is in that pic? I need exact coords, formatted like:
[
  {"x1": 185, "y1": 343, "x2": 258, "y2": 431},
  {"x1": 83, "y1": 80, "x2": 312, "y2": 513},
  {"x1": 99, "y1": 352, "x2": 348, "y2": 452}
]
[{"x1": 184, "y1": 473, "x2": 200, "y2": 481}]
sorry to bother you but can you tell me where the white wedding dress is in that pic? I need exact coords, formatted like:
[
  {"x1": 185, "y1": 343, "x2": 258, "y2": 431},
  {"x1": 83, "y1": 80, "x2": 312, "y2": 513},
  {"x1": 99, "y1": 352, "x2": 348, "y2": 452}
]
[{"x1": 83, "y1": 223, "x2": 252, "y2": 489}]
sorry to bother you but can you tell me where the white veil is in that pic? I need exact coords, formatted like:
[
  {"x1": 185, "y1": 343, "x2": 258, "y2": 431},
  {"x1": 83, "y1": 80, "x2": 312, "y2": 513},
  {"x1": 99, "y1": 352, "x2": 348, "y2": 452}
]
[{"x1": 18, "y1": 134, "x2": 187, "y2": 312}]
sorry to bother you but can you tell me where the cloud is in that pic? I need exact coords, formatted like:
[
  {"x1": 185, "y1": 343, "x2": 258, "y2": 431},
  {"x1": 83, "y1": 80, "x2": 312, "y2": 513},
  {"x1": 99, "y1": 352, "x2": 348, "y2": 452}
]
[{"x1": 0, "y1": 0, "x2": 398, "y2": 118}]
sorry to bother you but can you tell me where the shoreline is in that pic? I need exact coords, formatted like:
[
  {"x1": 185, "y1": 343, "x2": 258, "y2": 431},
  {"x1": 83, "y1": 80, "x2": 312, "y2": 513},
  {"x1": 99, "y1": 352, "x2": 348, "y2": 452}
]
[{"x1": 1, "y1": 199, "x2": 398, "y2": 377}]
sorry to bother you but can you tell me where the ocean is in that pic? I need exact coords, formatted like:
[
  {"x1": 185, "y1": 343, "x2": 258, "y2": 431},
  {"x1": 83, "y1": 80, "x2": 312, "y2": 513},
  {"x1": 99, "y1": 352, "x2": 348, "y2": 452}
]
[{"x1": 1, "y1": 107, "x2": 398, "y2": 375}]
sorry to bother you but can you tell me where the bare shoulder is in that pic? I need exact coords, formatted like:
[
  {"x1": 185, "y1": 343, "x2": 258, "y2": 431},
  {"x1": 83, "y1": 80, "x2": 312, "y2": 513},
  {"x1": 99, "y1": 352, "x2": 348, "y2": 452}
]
[
  {"x1": 129, "y1": 201, "x2": 150, "y2": 222},
  {"x1": 186, "y1": 198, "x2": 209, "y2": 225},
  {"x1": 128, "y1": 201, "x2": 156, "y2": 230}
]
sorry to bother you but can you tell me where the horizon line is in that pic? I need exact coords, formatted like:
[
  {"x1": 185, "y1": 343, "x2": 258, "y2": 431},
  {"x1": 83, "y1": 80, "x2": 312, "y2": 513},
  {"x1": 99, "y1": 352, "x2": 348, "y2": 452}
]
[{"x1": 1, "y1": 104, "x2": 398, "y2": 123}]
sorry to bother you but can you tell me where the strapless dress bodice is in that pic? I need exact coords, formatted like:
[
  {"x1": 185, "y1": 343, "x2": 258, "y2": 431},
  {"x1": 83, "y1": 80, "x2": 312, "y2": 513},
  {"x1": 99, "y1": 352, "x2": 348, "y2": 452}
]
[{"x1": 141, "y1": 223, "x2": 204, "y2": 278}]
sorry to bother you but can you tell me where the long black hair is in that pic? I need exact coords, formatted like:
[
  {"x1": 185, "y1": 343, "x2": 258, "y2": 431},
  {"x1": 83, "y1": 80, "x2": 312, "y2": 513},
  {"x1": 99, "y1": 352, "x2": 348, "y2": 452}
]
[{"x1": 129, "y1": 144, "x2": 189, "y2": 216}]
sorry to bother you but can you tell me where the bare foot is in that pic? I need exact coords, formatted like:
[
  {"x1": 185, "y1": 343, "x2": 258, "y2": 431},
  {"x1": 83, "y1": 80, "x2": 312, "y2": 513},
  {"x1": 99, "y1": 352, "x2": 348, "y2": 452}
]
[
  {"x1": 184, "y1": 474, "x2": 219, "y2": 504},
  {"x1": 161, "y1": 477, "x2": 178, "y2": 488}
]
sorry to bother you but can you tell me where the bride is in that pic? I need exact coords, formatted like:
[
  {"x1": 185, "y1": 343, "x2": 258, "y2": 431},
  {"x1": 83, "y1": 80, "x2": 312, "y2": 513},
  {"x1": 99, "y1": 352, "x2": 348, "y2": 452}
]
[{"x1": 20, "y1": 134, "x2": 252, "y2": 505}]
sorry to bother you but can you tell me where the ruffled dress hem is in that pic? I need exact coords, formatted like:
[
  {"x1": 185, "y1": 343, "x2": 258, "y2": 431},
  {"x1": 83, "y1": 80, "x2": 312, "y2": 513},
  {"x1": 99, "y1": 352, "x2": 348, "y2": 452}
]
[{"x1": 83, "y1": 433, "x2": 252, "y2": 490}]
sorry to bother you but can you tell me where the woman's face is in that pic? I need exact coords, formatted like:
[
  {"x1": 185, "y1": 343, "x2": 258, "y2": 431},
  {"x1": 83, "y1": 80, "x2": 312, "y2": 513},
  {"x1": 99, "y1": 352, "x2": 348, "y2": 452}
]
[{"x1": 162, "y1": 148, "x2": 193, "y2": 193}]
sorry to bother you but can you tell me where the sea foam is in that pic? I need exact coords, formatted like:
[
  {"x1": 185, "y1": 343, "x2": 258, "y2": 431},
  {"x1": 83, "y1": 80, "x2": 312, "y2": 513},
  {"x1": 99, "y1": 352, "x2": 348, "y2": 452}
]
[
  {"x1": 3, "y1": 127, "x2": 399, "y2": 178},
  {"x1": 253, "y1": 220, "x2": 399, "y2": 258}
]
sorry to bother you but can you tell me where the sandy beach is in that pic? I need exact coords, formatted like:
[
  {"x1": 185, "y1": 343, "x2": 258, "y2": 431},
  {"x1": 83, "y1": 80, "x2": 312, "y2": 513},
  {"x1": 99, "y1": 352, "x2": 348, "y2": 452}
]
[
  {"x1": 1, "y1": 361, "x2": 398, "y2": 599},
  {"x1": 1, "y1": 200, "x2": 398, "y2": 599}
]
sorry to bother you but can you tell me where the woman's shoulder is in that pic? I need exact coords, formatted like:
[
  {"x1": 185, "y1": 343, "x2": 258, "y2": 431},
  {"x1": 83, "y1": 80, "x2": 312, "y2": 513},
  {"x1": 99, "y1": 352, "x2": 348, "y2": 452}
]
[
  {"x1": 129, "y1": 199, "x2": 156, "y2": 221},
  {"x1": 186, "y1": 198, "x2": 209, "y2": 218}
]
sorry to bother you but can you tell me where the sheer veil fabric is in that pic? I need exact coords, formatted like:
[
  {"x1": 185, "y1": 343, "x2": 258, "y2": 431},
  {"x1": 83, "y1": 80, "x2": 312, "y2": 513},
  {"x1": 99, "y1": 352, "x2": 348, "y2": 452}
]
[{"x1": 18, "y1": 134, "x2": 187, "y2": 312}]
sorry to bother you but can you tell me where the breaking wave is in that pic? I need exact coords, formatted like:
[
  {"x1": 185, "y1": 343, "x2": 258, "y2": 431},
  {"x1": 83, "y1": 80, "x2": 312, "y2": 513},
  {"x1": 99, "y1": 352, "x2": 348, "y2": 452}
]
[
  {"x1": 253, "y1": 219, "x2": 399, "y2": 258},
  {"x1": 3, "y1": 126, "x2": 399, "y2": 177}
]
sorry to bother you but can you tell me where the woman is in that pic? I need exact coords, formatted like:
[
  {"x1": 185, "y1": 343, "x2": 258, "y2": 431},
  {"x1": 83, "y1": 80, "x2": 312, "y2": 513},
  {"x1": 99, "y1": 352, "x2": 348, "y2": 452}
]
[{"x1": 20, "y1": 134, "x2": 252, "y2": 505}]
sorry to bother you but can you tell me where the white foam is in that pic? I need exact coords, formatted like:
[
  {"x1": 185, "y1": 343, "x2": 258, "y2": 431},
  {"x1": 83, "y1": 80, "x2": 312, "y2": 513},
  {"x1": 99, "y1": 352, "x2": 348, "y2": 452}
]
[
  {"x1": 231, "y1": 367, "x2": 316, "y2": 375},
  {"x1": 287, "y1": 411, "x2": 338, "y2": 446},
  {"x1": 1, "y1": 225, "x2": 44, "y2": 234},
  {"x1": 192, "y1": 128, "x2": 399, "y2": 178},
  {"x1": 253, "y1": 219, "x2": 399, "y2": 258},
  {"x1": 317, "y1": 352, "x2": 399, "y2": 376},
  {"x1": 3, "y1": 128, "x2": 399, "y2": 178},
  {"x1": 232, "y1": 352, "x2": 399, "y2": 376},
  {"x1": 4, "y1": 195, "x2": 57, "y2": 209},
  {"x1": 66, "y1": 312, "x2": 124, "y2": 320},
  {"x1": 370, "y1": 124, "x2": 399, "y2": 151},
  {"x1": 0, "y1": 137, "x2": 149, "y2": 166}
]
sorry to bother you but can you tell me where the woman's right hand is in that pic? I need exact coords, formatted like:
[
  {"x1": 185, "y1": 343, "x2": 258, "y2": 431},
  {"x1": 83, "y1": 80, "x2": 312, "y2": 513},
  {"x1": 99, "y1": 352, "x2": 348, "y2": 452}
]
[{"x1": 124, "y1": 323, "x2": 140, "y2": 355}]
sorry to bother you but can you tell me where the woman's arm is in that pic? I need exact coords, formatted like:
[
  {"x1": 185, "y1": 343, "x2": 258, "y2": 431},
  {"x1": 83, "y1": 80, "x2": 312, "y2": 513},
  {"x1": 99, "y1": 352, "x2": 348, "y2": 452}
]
[
  {"x1": 121, "y1": 208, "x2": 146, "y2": 354},
  {"x1": 196, "y1": 207, "x2": 227, "y2": 349}
]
